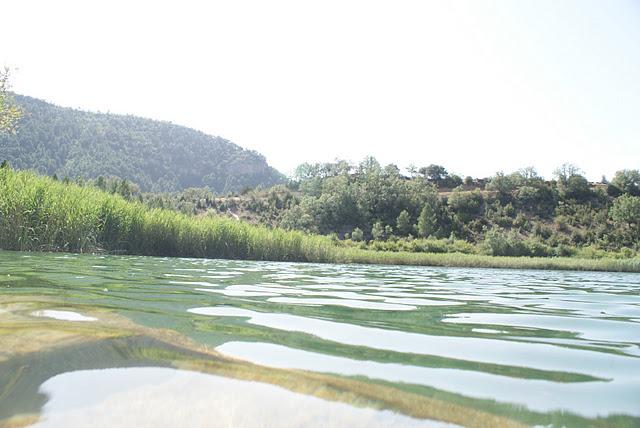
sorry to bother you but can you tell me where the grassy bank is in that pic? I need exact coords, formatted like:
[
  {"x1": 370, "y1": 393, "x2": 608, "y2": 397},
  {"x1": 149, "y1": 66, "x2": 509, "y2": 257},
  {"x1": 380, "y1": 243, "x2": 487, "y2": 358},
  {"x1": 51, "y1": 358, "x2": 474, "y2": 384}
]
[
  {"x1": 1, "y1": 168, "x2": 639, "y2": 272},
  {"x1": 335, "y1": 248, "x2": 640, "y2": 272}
]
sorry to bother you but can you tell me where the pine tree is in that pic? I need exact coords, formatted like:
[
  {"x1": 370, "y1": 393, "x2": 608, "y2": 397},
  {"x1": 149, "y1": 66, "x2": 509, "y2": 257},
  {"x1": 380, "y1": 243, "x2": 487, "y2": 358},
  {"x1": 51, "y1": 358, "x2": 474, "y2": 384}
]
[
  {"x1": 371, "y1": 221, "x2": 385, "y2": 240},
  {"x1": 417, "y1": 204, "x2": 437, "y2": 238},
  {"x1": 396, "y1": 210, "x2": 412, "y2": 236}
]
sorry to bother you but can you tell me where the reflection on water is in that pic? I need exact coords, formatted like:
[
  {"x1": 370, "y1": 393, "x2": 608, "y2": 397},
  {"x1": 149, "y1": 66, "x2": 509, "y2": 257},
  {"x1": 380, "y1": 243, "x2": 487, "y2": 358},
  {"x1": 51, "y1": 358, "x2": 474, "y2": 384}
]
[
  {"x1": 31, "y1": 310, "x2": 97, "y2": 322},
  {"x1": 267, "y1": 296, "x2": 417, "y2": 310},
  {"x1": 1, "y1": 250, "x2": 639, "y2": 427},
  {"x1": 33, "y1": 367, "x2": 447, "y2": 428},
  {"x1": 187, "y1": 306, "x2": 639, "y2": 377},
  {"x1": 215, "y1": 341, "x2": 638, "y2": 417},
  {"x1": 443, "y1": 312, "x2": 640, "y2": 342}
]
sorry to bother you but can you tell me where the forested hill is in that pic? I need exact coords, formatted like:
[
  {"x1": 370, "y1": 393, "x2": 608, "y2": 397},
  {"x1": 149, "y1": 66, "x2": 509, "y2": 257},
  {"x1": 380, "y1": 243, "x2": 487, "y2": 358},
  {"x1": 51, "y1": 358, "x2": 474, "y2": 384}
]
[{"x1": 0, "y1": 95, "x2": 285, "y2": 192}]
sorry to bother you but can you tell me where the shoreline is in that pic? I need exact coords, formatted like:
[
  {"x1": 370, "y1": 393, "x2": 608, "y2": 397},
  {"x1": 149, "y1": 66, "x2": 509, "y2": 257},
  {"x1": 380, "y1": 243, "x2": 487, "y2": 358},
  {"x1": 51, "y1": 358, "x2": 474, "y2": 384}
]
[
  {"x1": 1, "y1": 168, "x2": 638, "y2": 274},
  {"x1": 3, "y1": 247, "x2": 639, "y2": 273}
]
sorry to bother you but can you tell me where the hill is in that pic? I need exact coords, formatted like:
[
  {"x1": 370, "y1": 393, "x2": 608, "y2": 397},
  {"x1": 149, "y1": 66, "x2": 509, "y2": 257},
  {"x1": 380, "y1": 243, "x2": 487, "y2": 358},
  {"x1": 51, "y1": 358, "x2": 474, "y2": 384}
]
[
  {"x1": 0, "y1": 95, "x2": 284, "y2": 192},
  {"x1": 162, "y1": 158, "x2": 639, "y2": 259}
]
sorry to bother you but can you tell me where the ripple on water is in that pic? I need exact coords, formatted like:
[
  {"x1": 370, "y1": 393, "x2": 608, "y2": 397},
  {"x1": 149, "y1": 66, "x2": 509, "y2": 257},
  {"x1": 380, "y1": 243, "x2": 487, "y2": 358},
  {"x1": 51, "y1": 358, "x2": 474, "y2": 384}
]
[
  {"x1": 443, "y1": 313, "x2": 640, "y2": 343},
  {"x1": 215, "y1": 341, "x2": 640, "y2": 418},
  {"x1": 266, "y1": 297, "x2": 417, "y2": 311},
  {"x1": 187, "y1": 307, "x2": 640, "y2": 378},
  {"x1": 4, "y1": 251, "x2": 640, "y2": 426},
  {"x1": 196, "y1": 287, "x2": 281, "y2": 297}
]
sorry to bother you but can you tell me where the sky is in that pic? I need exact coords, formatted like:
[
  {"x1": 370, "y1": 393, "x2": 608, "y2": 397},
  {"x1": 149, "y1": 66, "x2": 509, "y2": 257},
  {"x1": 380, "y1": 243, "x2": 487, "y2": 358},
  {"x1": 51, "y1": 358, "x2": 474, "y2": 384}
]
[{"x1": 2, "y1": 0, "x2": 639, "y2": 180}]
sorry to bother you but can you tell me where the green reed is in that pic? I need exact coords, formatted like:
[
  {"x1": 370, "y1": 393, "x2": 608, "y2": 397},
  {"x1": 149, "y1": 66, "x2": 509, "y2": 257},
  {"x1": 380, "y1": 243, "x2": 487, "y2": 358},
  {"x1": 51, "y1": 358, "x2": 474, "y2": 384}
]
[
  {"x1": 335, "y1": 247, "x2": 640, "y2": 272},
  {"x1": 0, "y1": 168, "x2": 334, "y2": 262}
]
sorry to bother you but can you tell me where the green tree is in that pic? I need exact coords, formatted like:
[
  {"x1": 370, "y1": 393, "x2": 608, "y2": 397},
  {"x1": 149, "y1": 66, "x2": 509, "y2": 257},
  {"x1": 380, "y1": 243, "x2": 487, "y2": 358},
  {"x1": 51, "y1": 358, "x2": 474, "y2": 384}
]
[
  {"x1": 95, "y1": 176, "x2": 106, "y2": 190},
  {"x1": 561, "y1": 174, "x2": 591, "y2": 201},
  {"x1": 611, "y1": 194, "x2": 640, "y2": 229},
  {"x1": 419, "y1": 164, "x2": 448, "y2": 186},
  {"x1": 485, "y1": 172, "x2": 520, "y2": 201},
  {"x1": 0, "y1": 68, "x2": 21, "y2": 133},
  {"x1": 417, "y1": 204, "x2": 437, "y2": 238},
  {"x1": 611, "y1": 169, "x2": 640, "y2": 196},
  {"x1": 515, "y1": 185, "x2": 555, "y2": 216},
  {"x1": 553, "y1": 163, "x2": 582, "y2": 185},
  {"x1": 444, "y1": 174, "x2": 463, "y2": 188},
  {"x1": 518, "y1": 166, "x2": 542, "y2": 185},
  {"x1": 448, "y1": 187, "x2": 484, "y2": 223},
  {"x1": 396, "y1": 210, "x2": 412, "y2": 236},
  {"x1": 371, "y1": 221, "x2": 385, "y2": 240},
  {"x1": 351, "y1": 227, "x2": 364, "y2": 242},
  {"x1": 279, "y1": 205, "x2": 317, "y2": 233}
]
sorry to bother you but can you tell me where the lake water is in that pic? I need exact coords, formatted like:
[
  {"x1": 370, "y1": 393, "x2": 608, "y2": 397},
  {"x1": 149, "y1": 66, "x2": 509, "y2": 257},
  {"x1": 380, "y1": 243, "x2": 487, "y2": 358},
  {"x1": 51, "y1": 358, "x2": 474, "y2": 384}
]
[{"x1": 0, "y1": 250, "x2": 639, "y2": 427}]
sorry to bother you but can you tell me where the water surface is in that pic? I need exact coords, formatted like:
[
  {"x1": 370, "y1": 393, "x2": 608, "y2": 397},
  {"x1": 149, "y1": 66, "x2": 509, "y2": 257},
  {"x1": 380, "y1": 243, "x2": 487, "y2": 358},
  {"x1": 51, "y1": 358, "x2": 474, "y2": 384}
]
[{"x1": 1, "y1": 251, "x2": 639, "y2": 427}]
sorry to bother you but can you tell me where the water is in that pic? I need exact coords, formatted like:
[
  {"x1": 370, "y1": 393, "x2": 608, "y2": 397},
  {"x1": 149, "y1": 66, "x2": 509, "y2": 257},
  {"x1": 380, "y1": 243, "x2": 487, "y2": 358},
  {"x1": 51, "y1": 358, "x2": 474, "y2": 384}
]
[{"x1": 0, "y1": 250, "x2": 639, "y2": 427}]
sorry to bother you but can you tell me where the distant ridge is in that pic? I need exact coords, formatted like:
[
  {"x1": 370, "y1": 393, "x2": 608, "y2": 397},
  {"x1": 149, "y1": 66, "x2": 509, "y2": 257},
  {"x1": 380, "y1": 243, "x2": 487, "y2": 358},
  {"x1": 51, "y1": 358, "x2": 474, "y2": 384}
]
[{"x1": 0, "y1": 94, "x2": 285, "y2": 192}]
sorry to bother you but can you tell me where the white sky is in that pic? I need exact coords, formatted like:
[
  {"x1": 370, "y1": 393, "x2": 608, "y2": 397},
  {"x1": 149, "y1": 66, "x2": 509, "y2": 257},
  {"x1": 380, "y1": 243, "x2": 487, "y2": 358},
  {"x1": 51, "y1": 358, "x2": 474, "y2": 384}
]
[{"x1": 3, "y1": 0, "x2": 639, "y2": 180}]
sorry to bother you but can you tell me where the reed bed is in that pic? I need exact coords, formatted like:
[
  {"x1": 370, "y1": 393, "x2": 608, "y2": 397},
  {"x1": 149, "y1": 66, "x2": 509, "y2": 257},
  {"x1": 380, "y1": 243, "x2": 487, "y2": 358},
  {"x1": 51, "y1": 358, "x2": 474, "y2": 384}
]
[
  {"x1": 1, "y1": 168, "x2": 639, "y2": 272},
  {"x1": 335, "y1": 247, "x2": 640, "y2": 273},
  {"x1": 0, "y1": 168, "x2": 334, "y2": 262}
]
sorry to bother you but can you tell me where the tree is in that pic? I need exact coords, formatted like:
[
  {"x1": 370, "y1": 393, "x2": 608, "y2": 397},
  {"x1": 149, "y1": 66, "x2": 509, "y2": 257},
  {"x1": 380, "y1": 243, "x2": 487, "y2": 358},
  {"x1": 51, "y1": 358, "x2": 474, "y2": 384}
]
[
  {"x1": 515, "y1": 185, "x2": 555, "y2": 216},
  {"x1": 419, "y1": 164, "x2": 448, "y2": 186},
  {"x1": 448, "y1": 187, "x2": 484, "y2": 223},
  {"x1": 351, "y1": 227, "x2": 364, "y2": 242},
  {"x1": 95, "y1": 176, "x2": 106, "y2": 190},
  {"x1": 486, "y1": 172, "x2": 519, "y2": 196},
  {"x1": 357, "y1": 156, "x2": 382, "y2": 175},
  {"x1": 371, "y1": 221, "x2": 385, "y2": 240},
  {"x1": 417, "y1": 203, "x2": 437, "y2": 238},
  {"x1": 0, "y1": 68, "x2": 21, "y2": 133},
  {"x1": 279, "y1": 205, "x2": 317, "y2": 233},
  {"x1": 396, "y1": 210, "x2": 412, "y2": 236},
  {"x1": 611, "y1": 169, "x2": 640, "y2": 196},
  {"x1": 444, "y1": 174, "x2": 463, "y2": 188},
  {"x1": 519, "y1": 166, "x2": 538, "y2": 181},
  {"x1": 611, "y1": 194, "x2": 640, "y2": 229},
  {"x1": 562, "y1": 174, "x2": 591, "y2": 201},
  {"x1": 553, "y1": 163, "x2": 582, "y2": 185}
]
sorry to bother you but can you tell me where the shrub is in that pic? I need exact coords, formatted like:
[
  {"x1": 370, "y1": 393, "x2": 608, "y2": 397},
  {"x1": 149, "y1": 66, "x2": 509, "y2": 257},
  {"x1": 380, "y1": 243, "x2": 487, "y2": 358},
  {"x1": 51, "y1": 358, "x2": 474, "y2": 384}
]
[
  {"x1": 483, "y1": 229, "x2": 533, "y2": 257},
  {"x1": 351, "y1": 227, "x2": 364, "y2": 242}
]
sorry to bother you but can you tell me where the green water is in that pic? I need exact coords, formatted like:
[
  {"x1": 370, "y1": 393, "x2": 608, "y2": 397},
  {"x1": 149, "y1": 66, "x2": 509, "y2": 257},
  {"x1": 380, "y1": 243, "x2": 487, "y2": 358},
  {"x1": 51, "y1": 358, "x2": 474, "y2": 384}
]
[{"x1": 1, "y1": 250, "x2": 639, "y2": 427}]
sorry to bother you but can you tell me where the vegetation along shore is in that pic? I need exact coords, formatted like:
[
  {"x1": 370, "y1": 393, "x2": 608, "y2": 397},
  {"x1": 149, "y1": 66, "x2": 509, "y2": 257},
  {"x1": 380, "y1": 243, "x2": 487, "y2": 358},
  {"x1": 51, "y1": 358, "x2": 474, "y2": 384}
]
[{"x1": 1, "y1": 166, "x2": 639, "y2": 272}]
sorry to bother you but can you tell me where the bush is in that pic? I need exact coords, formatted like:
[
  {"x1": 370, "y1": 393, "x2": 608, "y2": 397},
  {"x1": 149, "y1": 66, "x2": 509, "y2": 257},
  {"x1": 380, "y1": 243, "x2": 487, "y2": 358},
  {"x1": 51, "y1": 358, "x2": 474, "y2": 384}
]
[
  {"x1": 351, "y1": 227, "x2": 364, "y2": 242},
  {"x1": 554, "y1": 244, "x2": 576, "y2": 257},
  {"x1": 482, "y1": 229, "x2": 547, "y2": 257},
  {"x1": 448, "y1": 188, "x2": 484, "y2": 223},
  {"x1": 410, "y1": 238, "x2": 448, "y2": 253},
  {"x1": 523, "y1": 238, "x2": 553, "y2": 257}
]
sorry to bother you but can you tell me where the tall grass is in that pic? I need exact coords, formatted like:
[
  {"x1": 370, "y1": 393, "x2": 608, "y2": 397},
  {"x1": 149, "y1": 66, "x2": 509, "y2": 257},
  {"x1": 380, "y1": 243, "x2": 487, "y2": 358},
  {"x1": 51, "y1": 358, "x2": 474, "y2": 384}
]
[
  {"x1": 1, "y1": 168, "x2": 639, "y2": 272},
  {"x1": 0, "y1": 168, "x2": 334, "y2": 262}
]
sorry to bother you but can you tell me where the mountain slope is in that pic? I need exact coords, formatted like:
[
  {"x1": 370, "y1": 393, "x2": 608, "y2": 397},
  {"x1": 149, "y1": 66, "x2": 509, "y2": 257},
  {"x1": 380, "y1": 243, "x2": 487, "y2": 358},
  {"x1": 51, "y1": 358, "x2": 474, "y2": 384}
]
[{"x1": 0, "y1": 95, "x2": 284, "y2": 192}]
